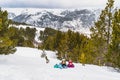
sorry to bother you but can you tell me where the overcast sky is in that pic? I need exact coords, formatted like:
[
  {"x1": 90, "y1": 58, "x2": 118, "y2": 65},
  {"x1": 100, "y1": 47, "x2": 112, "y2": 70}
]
[{"x1": 0, "y1": 0, "x2": 120, "y2": 8}]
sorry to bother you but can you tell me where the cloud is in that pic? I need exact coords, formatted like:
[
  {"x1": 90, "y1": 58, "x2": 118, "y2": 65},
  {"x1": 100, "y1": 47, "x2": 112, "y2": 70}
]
[
  {"x1": 0, "y1": 0, "x2": 58, "y2": 8},
  {"x1": 0, "y1": 0, "x2": 120, "y2": 8}
]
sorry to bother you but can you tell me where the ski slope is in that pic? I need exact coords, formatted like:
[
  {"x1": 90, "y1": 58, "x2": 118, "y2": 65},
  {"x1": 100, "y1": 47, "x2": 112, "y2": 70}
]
[{"x1": 0, "y1": 47, "x2": 120, "y2": 80}]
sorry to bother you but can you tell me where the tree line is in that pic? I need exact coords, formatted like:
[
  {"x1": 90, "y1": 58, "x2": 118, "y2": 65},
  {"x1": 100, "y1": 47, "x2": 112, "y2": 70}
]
[{"x1": 0, "y1": 8, "x2": 36, "y2": 54}]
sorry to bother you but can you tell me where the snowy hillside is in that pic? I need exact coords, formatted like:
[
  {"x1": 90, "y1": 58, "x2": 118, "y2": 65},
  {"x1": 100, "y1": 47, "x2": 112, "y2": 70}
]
[{"x1": 0, "y1": 47, "x2": 120, "y2": 80}]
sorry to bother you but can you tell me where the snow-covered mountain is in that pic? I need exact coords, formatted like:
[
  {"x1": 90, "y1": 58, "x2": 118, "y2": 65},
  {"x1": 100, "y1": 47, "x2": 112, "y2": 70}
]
[
  {"x1": 0, "y1": 47, "x2": 120, "y2": 80},
  {"x1": 4, "y1": 8, "x2": 100, "y2": 30},
  {"x1": 8, "y1": 12, "x2": 16, "y2": 19}
]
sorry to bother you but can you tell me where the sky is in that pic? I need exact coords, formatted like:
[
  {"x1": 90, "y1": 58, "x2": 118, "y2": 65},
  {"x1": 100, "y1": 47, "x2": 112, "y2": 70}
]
[{"x1": 0, "y1": 0, "x2": 120, "y2": 9}]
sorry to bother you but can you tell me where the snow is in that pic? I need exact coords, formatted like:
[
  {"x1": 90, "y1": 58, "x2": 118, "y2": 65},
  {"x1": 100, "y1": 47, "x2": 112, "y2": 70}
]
[
  {"x1": 61, "y1": 18, "x2": 91, "y2": 36},
  {"x1": 4, "y1": 8, "x2": 99, "y2": 36},
  {"x1": 0, "y1": 47, "x2": 120, "y2": 80}
]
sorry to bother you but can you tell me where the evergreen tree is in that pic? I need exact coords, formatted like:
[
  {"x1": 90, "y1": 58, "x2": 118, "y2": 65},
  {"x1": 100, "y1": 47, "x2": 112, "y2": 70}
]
[
  {"x1": 54, "y1": 30, "x2": 62, "y2": 49},
  {"x1": 0, "y1": 9, "x2": 16, "y2": 55},
  {"x1": 72, "y1": 45, "x2": 81, "y2": 62},
  {"x1": 0, "y1": 7, "x2": 2, "y2": 28},
  {"x1": 90, "y1": 0, "x2": 115, "y2": 65},
  {"x1": 79, "y1": 52, "x2": 86, "y2": 66},
  {"x1": 82, "y1": 39, "x2": 96, "y2": 64},
  {"x1": 7, "y1": 27, "x2": 19, "y2": 46},
  {"x1": 108, "y1": 9, "x2": 120, "y2": 68},
  {"x1": 58, "y1": 33, "x2": 69, "y2": 59}
]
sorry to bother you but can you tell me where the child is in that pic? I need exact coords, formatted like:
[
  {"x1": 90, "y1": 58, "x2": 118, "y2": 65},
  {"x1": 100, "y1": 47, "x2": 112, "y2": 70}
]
[
  {"x1": 67, "y1": 59, "x2": 74, "y2": 68},
  {"x1": 61, "y1": 59, "x2": 67, "y2": 68}
]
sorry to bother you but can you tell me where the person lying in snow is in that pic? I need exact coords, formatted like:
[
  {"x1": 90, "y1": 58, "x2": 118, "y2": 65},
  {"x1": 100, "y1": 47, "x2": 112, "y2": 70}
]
[
  {"x1": 67, "y1": 59, "x2": 74, "y2": 68},
  {"x1": 54, "y1": 59, "x2": 75, "y2": 69},
  {"x1": 60, "y1": 59, "x2": 67, "y2": 68},
  {"x1": 54, "y1": 59, "x2": 67, "y2": 69}
]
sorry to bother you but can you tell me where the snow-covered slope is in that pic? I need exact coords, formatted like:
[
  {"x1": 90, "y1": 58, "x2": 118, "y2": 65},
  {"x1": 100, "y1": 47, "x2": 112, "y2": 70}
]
[
  {"x1": 8, "y1": 12, "x2": 16, "y2": 19},
  {"x1": 0, "y1": 47, "x2": 120, "y2": 80}
]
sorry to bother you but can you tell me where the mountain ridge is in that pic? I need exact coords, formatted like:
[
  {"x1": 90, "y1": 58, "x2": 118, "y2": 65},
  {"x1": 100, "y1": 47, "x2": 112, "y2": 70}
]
[{"x1": 4, "y1": 8, "x2": 100, "y2": 30}]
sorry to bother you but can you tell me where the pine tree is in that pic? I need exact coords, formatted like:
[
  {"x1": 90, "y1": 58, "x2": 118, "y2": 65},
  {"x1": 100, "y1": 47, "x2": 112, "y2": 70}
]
[
  {"x1": 0, "y1": 9, "x2": 16, "y2": 55},
  {"x1": 79, "y1": 52, "x2": 86, "y2": 66},
  {"x1": 58, "y1": 33, "x2": 69, "y2": 59},
  {"x1": 90, "y1": 0, "x2": 115, "y2": 65},
  {"x1": 0, "y1": 9, "x2": 3, "y2": 31},
  {"x1": 83, "y1": 39, "x2": 96, "y2": 64},
  {"x1": 72, "y1": 45, "x2": 81, "y2": 62},
  {"x1": 54, "y1": 30, "x2": 62, "y2": 49},
  {"x1": 109, "y1": 9, "x2": 120, "y2": 68},
  {"x1": 0, "y1": 37, "x2": 16, "y2": 54}
]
